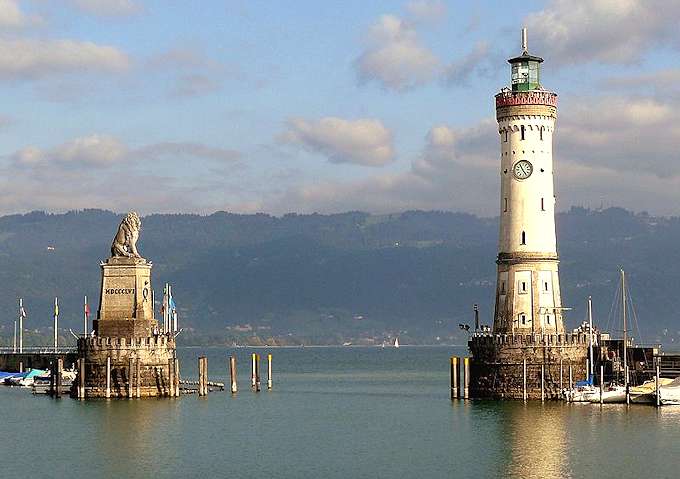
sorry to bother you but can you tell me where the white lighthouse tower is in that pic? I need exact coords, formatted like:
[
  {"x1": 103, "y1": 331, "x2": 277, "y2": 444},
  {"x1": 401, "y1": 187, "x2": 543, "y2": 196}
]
[{"x1": 493, "y1": 28, "x2": 563, "y2": 335}]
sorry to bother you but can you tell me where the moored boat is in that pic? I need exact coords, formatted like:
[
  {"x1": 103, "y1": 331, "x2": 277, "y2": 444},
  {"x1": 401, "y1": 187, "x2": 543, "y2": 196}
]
[{"x1": 658, "y1": 377, "x2": 680, "y2": 405}]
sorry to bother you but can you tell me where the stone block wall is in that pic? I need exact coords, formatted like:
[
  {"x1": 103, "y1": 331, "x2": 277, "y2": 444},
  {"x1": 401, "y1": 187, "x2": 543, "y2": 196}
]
[
  {"x1": 76, "y1": 335, "x2": 177, "y2": 398},
  {"x1": 469, "y1": 333, "x2": 589, "y2": 399}
]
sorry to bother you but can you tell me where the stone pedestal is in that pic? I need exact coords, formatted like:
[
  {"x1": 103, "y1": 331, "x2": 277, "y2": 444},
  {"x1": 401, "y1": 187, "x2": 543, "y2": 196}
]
[
  {"x1": 468, "y1": 333, "x2": 589, "y2": 399},
  {"x1": 75, "y1": 255, "x2": 178, "y2": 399},
  {"x1": 94, "y1": 257, "x2": 155, "y2": 338}
]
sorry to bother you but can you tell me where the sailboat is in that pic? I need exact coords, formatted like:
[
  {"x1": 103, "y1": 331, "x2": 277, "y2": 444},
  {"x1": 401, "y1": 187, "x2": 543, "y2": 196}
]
[
  {"x1": 394, "y1": 337, "x2": 400, "y2": 348},
  {"x1": 590, "y1": 269, "x2": 629, "y2": 404},
  {"x1": 566, "y1": 296, "x2": 599, "y2": 402}
]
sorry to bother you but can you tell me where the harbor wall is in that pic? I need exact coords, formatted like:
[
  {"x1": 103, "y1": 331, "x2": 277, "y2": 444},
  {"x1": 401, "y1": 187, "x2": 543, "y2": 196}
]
[{"x1": 469, "y1": 333, "x2": 589, "y2": 399}]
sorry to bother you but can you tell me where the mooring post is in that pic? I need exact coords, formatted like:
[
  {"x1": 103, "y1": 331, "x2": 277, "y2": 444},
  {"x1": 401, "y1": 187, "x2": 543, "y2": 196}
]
[
  {"x1": 135, "y1": 357, "x2": 141, "y2": 398},
  {"x1": 600, "y1": 363, "x2": 604, "y2": 405},
  {"x1": 568, "y1": 364, "x2": 573, "y2": 390},
  {"x1": 203, "y1": 357, "x2": 209, "y2": 396},
  {"x1": 106, "y1": 356, "x2": 111, "y2": 399},
  {"x1": 49, "y1": 361, "x2": 55, "y2": 396},
  {"x1": 251, "y1": 353, "x2": 256, "y2": 389},
  {"x1": 255, "y1": 354, "x2": 261, "y2": 392},
  {"x1": 128, "y1": 357, "x2": 134, "y2": 399},
  {"x1": 450, "y1": 356, "x2": 459, "y2": 400},
  {"x1": 229, "y1": 355, "x2": 237, "y2": 394},
  {"x1": 267, "y1": 354, "x2": 273, "y2": 390},
  {"x1": 56, "y1": 358, "x2": 63, "y2": 399},
  {"x1": 198, "y1": 356, "x2": 204, "y2": 396},
  {"x1": 523, "y1": 359, "x2": 527, "y2": 401},
  {"x1": 463, "y1": 357, "x2": 470, "y2": 399},
  {"x1": 174, "y1": 358, "x2": 180, "y2": 397},
  {"x1": 656, "y1": 358, "x2": 661, "y2": 408},
  {"x1": 540, "y1": 364, "x2": 545, "y2": 401},
  {"x1": 168, "y1": 359, "x2": 174, "y2": 397},
  {"x1": 79, "y1": 358, "x2": 85, "y2": 399},
  {"x1": 19, "y1": 361, "x2": 24, "y2": 373},
  {"x1": 559, "y1": 359, "x2": 563, "y2": 390}
]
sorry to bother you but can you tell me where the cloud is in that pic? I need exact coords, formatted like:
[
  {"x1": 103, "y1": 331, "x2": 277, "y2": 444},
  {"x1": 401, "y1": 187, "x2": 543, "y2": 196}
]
[
  {"x1": 405, "y1": 0, "x2": 447, "y2": 24},
  {"x1": 355, "y1": 14, "x2": 440, "y2": 91},
  {"x1": 0, "y1": 134, "x2": 244, "y2": 214},
  {"x1": 602, "y1": 69, "x2": 680, "y2": 92},
  {"x1": 0, "y1": 39, "x2": 129, "y2": 80},
  {"x1": 525, "y1": 0, "x2": 680, "y2": 64},
  {"x1": 280, "y1": 117, "x2": 395, "y2": 167},
  {"x1": 444, "y1": 41, "x2": 491, "y2": 86},
  {"x1": 68, "y1": 0, "x2": 141, "y2": 17},
  {"x1": 0, "y1": 0, "x2": 41, "y2": 28}
]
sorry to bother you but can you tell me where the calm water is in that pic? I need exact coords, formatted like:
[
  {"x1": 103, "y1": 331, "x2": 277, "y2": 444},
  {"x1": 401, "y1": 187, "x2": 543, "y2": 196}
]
[{"x1": 2, "y1": 346, "x2": 679, "y2": 478}]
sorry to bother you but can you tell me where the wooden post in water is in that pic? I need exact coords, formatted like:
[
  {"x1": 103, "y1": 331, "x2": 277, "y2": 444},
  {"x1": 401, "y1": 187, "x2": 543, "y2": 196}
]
[
  {"x1": 267, "y1": 354, "x2": 273, "y2": 390},
  {"x1": 168, "y1": 359, "x2": 174, "y2": 397},
  {"x1": 523, "y1": 359, "x2": 527, "y2": 401},
  {"x1": 229, "y1": 356, "x2": 237, "y2": 394},
  {"x1": 463, "y1": 357, "x2": 470, "y2": 399},
  {"x1": 49, "y1": 361, "x2": 55, "y2": 396},
  {"x1": 19, "y1": 361, "x2": 24, "y2": 373},
  {"x1": 174, "y1": 358, "x2": 180, "y2": 397},
  {"x1": 559, "y1": 359, "x2": 563, "y2": 390},
  {"x1": 79, "y1": 358, "x2": 85, "y2": 399},
  {"x1": 255, "y1": 354, "x2": 261, "y2": 392},
  {"x1": 203, "y1": 357, "x2": 209, "y2": 396},
  {"x1": 450, "y1": 357, "x2": 459, "y2": 400},
  {"x1": 251, "y1": 353, "x2": 256, "y2": 389},
  {"x1": 656, "y1": 358, "x2": 661, "y2": 408},
  {"x1": 568, "y1": 364, "x2": 573, "y2": 390},
  {"x1": 128, "y1": 357, "x2": 134, "y2": 398},
  {"x1": 105, "y1": 356, "x2": 111, "y2": 399},
  {"x1": 136, "y1": 358, "x2": 141, "y2": 398},
  {"x1": 600, "y1": 363, "x2": 604, "y2": 405},
  {"x1": 540, "y1": 363, "x2": 545, "y2": 401},
  {"x1": 198, "y1": 357, "x2": 204, "y2": 396},
  {"x1": 55, "y1": 358, "x2": 63, "y2": 399}
]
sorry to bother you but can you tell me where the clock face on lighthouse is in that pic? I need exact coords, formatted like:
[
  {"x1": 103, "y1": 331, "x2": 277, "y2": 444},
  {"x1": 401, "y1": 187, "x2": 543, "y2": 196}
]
[{"x1": 513, "y1": 160, "x2": 533, "y2": 179}]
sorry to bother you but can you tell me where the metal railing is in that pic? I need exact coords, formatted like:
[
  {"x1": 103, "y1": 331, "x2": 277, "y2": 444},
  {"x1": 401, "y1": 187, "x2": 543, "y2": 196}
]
[{"x1": 0, "y1": 347, "x2": 77, "y2": 354}]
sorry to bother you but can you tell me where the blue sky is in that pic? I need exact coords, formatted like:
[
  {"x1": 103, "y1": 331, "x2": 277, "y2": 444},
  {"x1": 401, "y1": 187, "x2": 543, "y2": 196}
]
[{"x1": 2, "y1": 0, "x2": 680, "y2": 216}]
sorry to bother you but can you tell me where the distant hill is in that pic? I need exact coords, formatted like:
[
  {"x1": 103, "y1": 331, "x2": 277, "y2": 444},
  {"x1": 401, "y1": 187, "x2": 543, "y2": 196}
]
[{"x1": 0, "y1": 207, "x2": 677, "y2": 346}]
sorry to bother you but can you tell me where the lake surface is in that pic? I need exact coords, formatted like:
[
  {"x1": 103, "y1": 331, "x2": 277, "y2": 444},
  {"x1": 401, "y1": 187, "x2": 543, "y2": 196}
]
[{"x1": 2, "y1": 346, "x2": 679, "y2": 478}]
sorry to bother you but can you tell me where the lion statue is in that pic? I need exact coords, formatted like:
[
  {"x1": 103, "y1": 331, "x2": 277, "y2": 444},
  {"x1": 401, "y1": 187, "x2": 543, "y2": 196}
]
[{"x1": 111, "y1": 211, "x2": 143, "y2": 258}]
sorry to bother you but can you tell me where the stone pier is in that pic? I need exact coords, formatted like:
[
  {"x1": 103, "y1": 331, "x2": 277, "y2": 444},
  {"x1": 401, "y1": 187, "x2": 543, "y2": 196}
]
[{"x1": 468, "y1": 333, "x2": 589, "y2": 399}]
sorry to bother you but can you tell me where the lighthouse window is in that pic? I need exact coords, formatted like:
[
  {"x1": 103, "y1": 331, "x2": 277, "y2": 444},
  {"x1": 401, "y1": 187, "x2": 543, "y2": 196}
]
[
  {"x1": 546, "y1": 315, "x2": 551, "y2": 324},
  {"x1": 540, "y1": 127, "x2": 544, "y2": 141},
  {"x1": 520, "y1": 125, "x2": 525, "y2": 140},
  {"x1": 544, "y1": 281, "x2": 549, "y2": 292},
  {"x1": 521, "y1": 231, "x2": 526, "y2": 245},
  {"x1": 504, "y1": 130, "x2": 508, "y2": 142},
  {"x1": 504, "y1": 198, "x2": 508, "y2": 212},
  {"x1": 518, "y1": 281, "x2": 528, "y2": 294},
  {"x1": 501, "y1": 281, "x2": 506, "y2": 294},
  {"x1": 541, "y1": 198, "x2": 545, "y2": 211},
  {"x1": 520, "y1": 314, "x2": 527, "y2": 325}
]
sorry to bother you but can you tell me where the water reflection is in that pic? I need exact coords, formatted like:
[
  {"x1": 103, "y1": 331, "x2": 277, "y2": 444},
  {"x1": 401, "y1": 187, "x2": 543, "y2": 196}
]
[{"x1": 503, "y1": 402, "x2": 570, "y2": 479}]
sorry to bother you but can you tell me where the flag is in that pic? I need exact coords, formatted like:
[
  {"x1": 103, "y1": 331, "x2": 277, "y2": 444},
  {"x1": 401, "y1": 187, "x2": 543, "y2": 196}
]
[
  {"x1": 169, "y1": 296, "x2": 176, "y2": 313},
  {"x1": 19, "y1": 305, "x2": 26, "y2": 318},
  {"x1": 54, "y1": 301, "x2": 59, "y2": 317},
  {"x1": 84, "y1": 302, "x2": 90, "y2": 317}
]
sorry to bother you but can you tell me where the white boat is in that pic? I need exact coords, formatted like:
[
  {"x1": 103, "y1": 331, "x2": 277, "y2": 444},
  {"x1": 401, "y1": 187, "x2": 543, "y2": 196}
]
[
  {"x1": 566, "y1": 385, "x2": 599, "y2": 402},
  {"x1": 590, "y1": 384, "x2": 627, "y2": 403},
  {"x1": 658, "y1": 377, "x2": 680, "y2": 405},
  {"x1": 630, "y1": 378, "x2": 674, "y2": 404},
  {"x1": 394, "y1": 337, "x2": 399, "y2": 348}
]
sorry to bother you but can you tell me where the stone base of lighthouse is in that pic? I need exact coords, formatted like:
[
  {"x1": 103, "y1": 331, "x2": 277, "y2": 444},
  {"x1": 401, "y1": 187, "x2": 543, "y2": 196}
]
[
  {"x1": 75, "y1": 335, "x2": 178, "y2": 398},
  {"x1": 468, "y1": 333, "x2": 588, "y2": 399}
]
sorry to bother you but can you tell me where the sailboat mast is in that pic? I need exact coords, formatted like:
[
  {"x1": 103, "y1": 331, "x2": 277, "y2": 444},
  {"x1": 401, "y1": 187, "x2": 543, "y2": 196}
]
[
  {"x1": 621, "y1": 269, "x2": 628, "y2": 393},
  {"x1": 588, "y1": 296, "x2": 593, "y2": 378}
]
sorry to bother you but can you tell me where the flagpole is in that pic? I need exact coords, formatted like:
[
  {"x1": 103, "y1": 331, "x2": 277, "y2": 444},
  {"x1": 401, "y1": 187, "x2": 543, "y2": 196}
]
[
  {"x1": 169, "y1": 284, "x2": 173, "y2": 333},
  {"x1": 19, "y1": 298, "x2": 24, "y2": 354},
  {"x1": 84, "y1": 295, "x2": 88, "y2": 336},
  {"x1": 13, "y1": 320, "x2": 16, "y2": 353},
  {"x1": 54, "y1": 297, "x2": 58, "y2": 353}
]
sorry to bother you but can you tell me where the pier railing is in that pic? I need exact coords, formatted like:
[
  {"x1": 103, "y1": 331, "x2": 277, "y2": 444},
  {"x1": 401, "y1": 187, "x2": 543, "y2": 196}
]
[{"x1": 0, "y1": 347, "x2": 77, "y2": 354}]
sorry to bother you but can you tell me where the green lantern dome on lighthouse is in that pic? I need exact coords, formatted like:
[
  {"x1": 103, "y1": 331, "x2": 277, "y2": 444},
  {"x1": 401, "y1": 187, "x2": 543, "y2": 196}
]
[{"x1": 508, "y1": 28, "x2": 543, "y2": 92}]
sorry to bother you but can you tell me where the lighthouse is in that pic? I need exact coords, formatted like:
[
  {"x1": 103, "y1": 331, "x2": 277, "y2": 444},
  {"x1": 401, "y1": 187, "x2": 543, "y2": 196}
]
[
  {"x1": 467, "y1": 29, "x2": 588, "y2": 400},
  {"x1": 493, "y1": 28, "x2": 563, "y2": 336}
]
